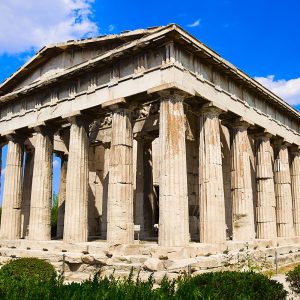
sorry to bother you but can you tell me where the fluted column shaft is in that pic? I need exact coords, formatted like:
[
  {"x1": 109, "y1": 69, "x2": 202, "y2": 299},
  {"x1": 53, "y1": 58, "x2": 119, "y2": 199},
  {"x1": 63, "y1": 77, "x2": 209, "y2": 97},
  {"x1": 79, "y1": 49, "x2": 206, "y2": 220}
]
[
  {"x1": 291, "y1": 151, "x2": 300, "y2": 235},
  {"x1": 255, "y1": 134, "x2": 277, "y2": 238},
  {"x1": 274, "y1": 141, "x2": 294, "y2": 237},
  {"x1": 231, "y1": 122, "x2": 255, "y2": 240},
  {"x1": 21, "y1": 149, "x2": 34, "y2": 238},
  {"x1": 199, "y1": 107, "x2": 226, "y2": 243},
  {"x1": 0, "y1": 136, "x2": 23, "y2": 240},
  {"x1": 28, "y1": 129, "x2": 53, "y2": 241},
  {"x1": 107, "y1": 107, "x2": 134, "y2": 244},
  {"x1": 134, "y1": 138, "x2": 155, "y2": 239},
  {"x1": 64, "y1": 118, "x2": 89, "y2": 242},
  {"x1": 134, "y1": 138, "x2": 145, "y2": 237},
  {"x1": 57, "y1": 155, "x2": 67, "y2": 238},
  {"x1": 158, "y1": 94, "x2": 189, "y2": 247}
]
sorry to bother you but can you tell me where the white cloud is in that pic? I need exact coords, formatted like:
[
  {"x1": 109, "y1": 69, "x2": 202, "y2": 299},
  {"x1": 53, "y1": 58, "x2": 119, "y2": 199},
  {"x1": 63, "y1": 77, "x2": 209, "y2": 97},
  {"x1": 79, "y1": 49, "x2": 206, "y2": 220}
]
[
  {"x1": 187, "y1": 19, "x2": 201, "y2": 28},
  {"x1": 0, "y1": 0, "x2": 99, "y2": 55},
  {"x1": 254, "y1": 75, "x2": 300, "y2": 106},
  {"x1": 108, "y1": 24, "x2": 115, "y2": 32},
  {"x1": 53, "y1": 159, "x2": 60, "y2": 169},
  {"x1": 1, "y1": 168, "x2": 5, "y2": 176}
]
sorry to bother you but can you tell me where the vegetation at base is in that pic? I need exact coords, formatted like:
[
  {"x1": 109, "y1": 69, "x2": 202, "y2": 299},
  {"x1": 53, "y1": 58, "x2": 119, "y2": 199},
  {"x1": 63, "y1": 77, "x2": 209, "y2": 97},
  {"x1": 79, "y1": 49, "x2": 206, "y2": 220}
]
[
  {"x1": 0, "y1": 258, "x2": 288, "y2": 300},
  {"x1": 0, "y1": 258, "x2": 57, "y2": 299},
  {"x1": 286, "y1": 264, "x2": 300, "y2": 294}
]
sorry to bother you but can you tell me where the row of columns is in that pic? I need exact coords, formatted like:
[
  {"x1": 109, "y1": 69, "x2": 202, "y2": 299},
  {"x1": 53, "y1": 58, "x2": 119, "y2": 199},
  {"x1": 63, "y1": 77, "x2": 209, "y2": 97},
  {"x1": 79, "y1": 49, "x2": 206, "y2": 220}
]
[{"x1": 1, "y1": 92, "x2": 300, "y2": 247}]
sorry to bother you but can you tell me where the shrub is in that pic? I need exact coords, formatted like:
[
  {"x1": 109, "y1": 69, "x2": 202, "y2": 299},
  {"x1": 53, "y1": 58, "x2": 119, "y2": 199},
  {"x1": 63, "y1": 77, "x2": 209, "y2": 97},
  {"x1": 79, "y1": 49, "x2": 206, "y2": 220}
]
[
  {"x1": 0, "y1": 257, "x2": 58, "y2": 299},
  {"x1": 0, "y1": 265, "x2": 288, "y2": 300},
  {"x1": 286, "y1": 264, "x2": 300, "y2": 294},
  {"x1": 176, "y1": 271, "x2": 287, "y2": 300}
]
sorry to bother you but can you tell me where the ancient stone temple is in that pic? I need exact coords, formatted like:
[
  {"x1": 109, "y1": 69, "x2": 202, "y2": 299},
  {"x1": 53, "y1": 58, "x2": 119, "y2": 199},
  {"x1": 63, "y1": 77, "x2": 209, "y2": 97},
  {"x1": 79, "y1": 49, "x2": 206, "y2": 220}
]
[{"x1": 0, "y1": 24, "x2": 300, "y2": 279}]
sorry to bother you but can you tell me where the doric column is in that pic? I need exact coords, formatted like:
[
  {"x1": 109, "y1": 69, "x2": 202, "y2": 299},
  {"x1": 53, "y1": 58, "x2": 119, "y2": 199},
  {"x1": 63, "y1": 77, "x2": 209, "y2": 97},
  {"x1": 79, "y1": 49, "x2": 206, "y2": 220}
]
[
  {"x1": 21, "y1": 148, "x2": 34, "y2": 238},
  {"x1": 255, "y1": 133, "x2": 277, "y2": 238},
  {"x1": 134, "y1": 136, "x2": 155, "y2": 239},
  {"x1": 107, "y1": 106, "x2": 134, "y2": 244},
  {"x1": 64, "y1": 117, "x2": 89, "y2": 242},
  {"x1": 231, "y1": 121, "x2": 255, "y2": 240},
  {"x1": 134, "y1": 137, "x2": 145, "y2": 237},
  {"x1": 28, "y1": 127, "x2": 54, "y2": 241},
  {"x1": 57, "y1": 154, "x2": 67, "y2": 239},
  {"x1": 100, "y1": 142, "x2": 110, "y2": 239},
  {"x1": 158, "y1": 92, "x2": 189, "y2": 247},
  {"x1": 0, "y1": 135, "x2": 24, "y2": 240},
  {"x1": 274, "y1": 140, "x2": 294, "y2": 237},
  {"x1": 291, "y1": 149, "x2": 300, "y2": 236},
  {"x1": 199, "y1": 105, "x2": 226, "y2": 243}
]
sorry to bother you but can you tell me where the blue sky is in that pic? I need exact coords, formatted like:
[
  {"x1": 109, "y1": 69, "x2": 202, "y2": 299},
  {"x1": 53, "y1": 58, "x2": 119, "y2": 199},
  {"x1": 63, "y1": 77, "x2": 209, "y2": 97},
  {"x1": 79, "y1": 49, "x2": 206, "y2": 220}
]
[{"x1": 0, "y1": 0, "x2": 300, "y2": 198}]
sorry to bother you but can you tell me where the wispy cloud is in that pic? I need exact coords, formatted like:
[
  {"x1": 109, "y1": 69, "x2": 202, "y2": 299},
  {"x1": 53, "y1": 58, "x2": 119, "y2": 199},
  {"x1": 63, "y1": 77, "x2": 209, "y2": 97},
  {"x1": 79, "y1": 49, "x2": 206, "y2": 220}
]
[
  {"x1": 254, "y1": 75, "x2": 300, "y2": 106},
  {"x1": 187, "y1": 19, "x2": 201, "y2": 28},
  {"x1": 53, "y1": 159, "x2": 60, "y2": 169},
  {"x1": 1, "y1": 168, "x2": 5, "y2": 176},
  {"x1": 0, "y1": 0, "x2": 99, "y2": 55},
  {"x1": 108, "y1": 24, "x2": 116, "y2": 32}
]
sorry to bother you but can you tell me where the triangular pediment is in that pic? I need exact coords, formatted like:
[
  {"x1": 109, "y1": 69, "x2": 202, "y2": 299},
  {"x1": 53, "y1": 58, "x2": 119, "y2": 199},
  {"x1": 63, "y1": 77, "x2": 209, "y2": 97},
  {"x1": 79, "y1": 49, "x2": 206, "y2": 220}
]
[{"x1": 0, "y1": 26, "x2": 164, "y2": 95}]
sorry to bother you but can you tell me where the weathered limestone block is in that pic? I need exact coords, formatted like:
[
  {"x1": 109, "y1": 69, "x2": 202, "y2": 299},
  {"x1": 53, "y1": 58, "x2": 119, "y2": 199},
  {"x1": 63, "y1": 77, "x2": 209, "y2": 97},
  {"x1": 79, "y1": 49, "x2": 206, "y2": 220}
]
[
  {"x1": 255, "y1": 133, "x2": 277, "y2": 238},
  {"x1": 107, "y1": 107, "x2": 134, "y2": 244},
  {"x1": 57, "y1": 155, "x2": 67, "y2": 239},
  {"x1": 64, "y1": 117, "x2": 89, "y2": 242},
  {"x1": 274, "y1": 141, "x2": 294, "y2": 237},
  {"x1": 28, "y1": 128, "x2": 53, "y2": 241},
  {"x1": 0, "y1": 136, "x2": 24, "y2": 240},
  {"x1": 291, "y1": 150, "x2": 300, "y2": 236},
  {"x1": 21, "y1": 149, "x2": 34, "y2": 238},
  {"x1": 143, "y1": 258, "x2": 164, "y2": 271},
  {"x1": 231, "y1": 121, "x2": 255, "y2": 240},
  {"x1": 158, "y1": 93, "x2": 189, "y2": 247},
  {"x1": 199, "y1": 106, "x2": 226, "y2": 243}
]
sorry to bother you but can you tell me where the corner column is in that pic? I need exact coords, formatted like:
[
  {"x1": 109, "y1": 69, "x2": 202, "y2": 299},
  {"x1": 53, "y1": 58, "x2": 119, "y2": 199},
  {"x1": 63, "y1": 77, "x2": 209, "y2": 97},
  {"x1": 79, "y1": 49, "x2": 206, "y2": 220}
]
[
  {"x1": 64, "y1": 116, "x2": 89, "y2": 242},
  {"x1": 158, "y1": 92, "x2": 189, "y2": 247},
  {"x1": 255, "y1": 133, "x2": 277, "y2": 238},
  {"x1": 274, "y1": 140, "x2": 294, "y2": 237},
  {"x1": 291, "y1": 149, "x2": 300, "y2": 235},
  {"x1": 231, "y1": 120, "x2": 255, "y2": 240},
  {"x1": 28, "y1": 127, "x2": 54, "y2": 241},
  {"x1": 0, "y1": 135, "x2": 24, "y2": 240},
  {"x1": 107, "y1": 106, "x2": 134, "y2": 244},
  {"x1": 199, "y1": 105, "x2": 226, "y2": 243}
]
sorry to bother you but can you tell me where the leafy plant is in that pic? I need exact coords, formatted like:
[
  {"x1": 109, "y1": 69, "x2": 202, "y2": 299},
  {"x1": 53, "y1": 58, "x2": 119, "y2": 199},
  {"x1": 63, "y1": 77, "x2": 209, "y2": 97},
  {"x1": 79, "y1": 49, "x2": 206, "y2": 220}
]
[
  {"x1": 0, "y1": 260, "x2": 288, "y2": 300},
  {"x1": 286, "y1": 264, "x2": 300, "y2": 294},
  {"x1": 179, "y1": 271, "x2": 287, "y2": 300}
]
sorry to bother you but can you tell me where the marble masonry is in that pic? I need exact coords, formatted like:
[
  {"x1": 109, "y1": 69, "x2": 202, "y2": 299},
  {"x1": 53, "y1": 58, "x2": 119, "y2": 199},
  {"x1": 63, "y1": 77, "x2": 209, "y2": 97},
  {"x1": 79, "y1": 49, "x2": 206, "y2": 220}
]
[{"x1": 0, "y1": 24, "x2": 300, "y2": 279}]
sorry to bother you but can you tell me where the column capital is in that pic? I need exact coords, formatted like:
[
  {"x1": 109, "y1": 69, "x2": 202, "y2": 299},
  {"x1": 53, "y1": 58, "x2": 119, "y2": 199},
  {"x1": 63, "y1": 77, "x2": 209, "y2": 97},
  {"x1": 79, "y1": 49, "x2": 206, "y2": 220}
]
[
  {"x1": 254, "y1": 130, "x2": 273, "y2": 140},
  {"x1": 158, "y1": 89, "x2": 187, "y2": 102},
  {"x1": 5, "y1": 132, "x2": 27, "y2": 144},
  {"x1": 133, "y1": 133, "x2": 156, "y2": 143},
  {"x1": 272, "y1": 137, "x2": 291, "y2": 148},
  {"x1": 102, "y1": 97, "x2": 135, "y2": 111},
  {"x1": 290, "y1": 146, "x2": 300, "y2": 156},
  {"x1": 231, "y1": 117, "x2": 253, "y2": 130},
  {"x1": 29, "y1": 122, "x2": 58, "y2": 137}
]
